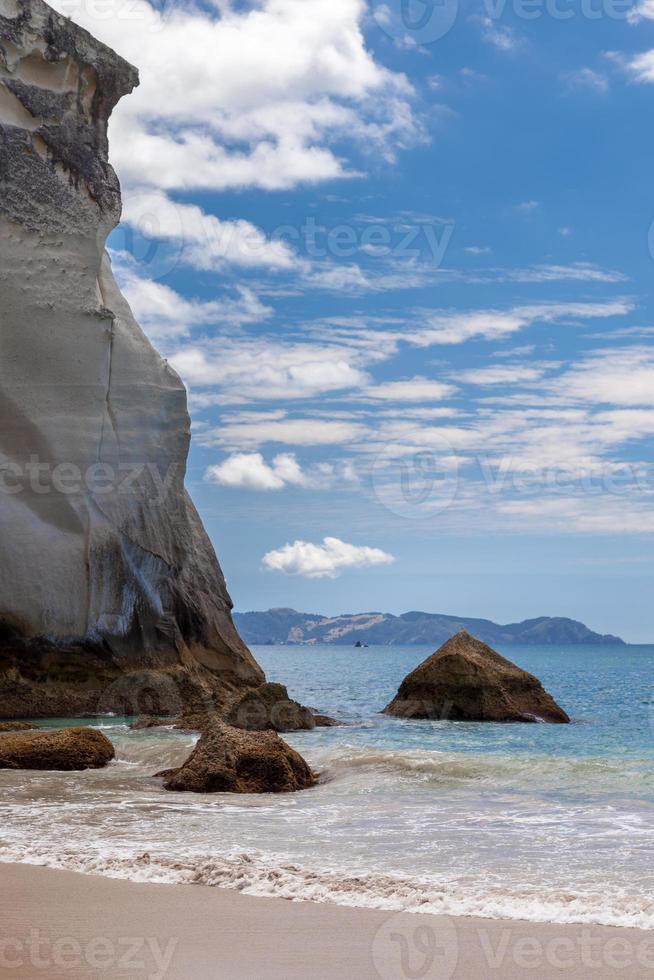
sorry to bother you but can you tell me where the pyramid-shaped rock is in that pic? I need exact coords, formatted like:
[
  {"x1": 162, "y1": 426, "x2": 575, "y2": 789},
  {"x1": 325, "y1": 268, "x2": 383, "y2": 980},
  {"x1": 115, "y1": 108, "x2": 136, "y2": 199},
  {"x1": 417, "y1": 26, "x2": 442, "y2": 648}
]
[{"x1": 383, "y1": 630, "x2": 569, "y2": 723}]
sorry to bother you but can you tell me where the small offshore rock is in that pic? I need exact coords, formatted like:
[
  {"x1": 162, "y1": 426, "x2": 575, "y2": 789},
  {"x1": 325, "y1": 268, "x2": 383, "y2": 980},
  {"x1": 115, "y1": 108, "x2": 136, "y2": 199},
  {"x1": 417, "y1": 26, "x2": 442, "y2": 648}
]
[
  {"x1": 383, "y1": 630, "x2": 570, "y2": 724},
  {"x1": 156, "y1": 721, "x2": 316, "y2": 794},
  {"x1": 0, "y1": 727, "x2": 115, "y2": 770}
]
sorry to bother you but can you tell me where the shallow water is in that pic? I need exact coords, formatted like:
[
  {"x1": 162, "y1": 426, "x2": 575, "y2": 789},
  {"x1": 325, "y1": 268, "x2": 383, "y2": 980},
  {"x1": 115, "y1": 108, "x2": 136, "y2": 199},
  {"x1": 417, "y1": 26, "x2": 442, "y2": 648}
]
[{"x1": 1, "y1": 644, "x2": 653, "y2": 927}]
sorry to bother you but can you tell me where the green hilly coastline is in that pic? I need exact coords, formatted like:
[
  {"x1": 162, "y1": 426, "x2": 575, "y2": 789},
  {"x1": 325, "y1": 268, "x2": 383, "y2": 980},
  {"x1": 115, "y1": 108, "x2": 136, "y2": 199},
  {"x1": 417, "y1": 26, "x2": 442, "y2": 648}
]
[{"x1": 234, "y1": 609, "x2": 625, "y2": 647}]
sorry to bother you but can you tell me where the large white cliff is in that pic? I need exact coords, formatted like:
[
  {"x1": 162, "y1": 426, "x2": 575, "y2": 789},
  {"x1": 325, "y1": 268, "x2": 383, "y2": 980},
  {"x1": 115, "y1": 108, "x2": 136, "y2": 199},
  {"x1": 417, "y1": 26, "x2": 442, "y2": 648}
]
[{"x1": 0, "y1": 0, "x2": 264, "y2": 716}]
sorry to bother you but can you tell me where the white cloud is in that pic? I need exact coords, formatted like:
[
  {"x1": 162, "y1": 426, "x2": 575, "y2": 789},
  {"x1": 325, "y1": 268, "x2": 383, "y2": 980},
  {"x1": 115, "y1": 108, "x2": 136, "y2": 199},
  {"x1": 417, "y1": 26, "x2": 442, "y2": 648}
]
[
  {"x1": 207, "y1": 452, "x2": 291, "y2": 490},
  {"x1": 499, "y1": 263, "x2": 626, "y2": 284},
  {"x1": 115, "y1": 263, "x2": 272, "y2": 339},
  {"x1": 465, "y1": 245, "x2": 492, "y2": 255},
  {"x1": 262, "y1": 536, "x2": 395, "y2": 577},
  {"x1": 550, "y1": 347, "x2": 654, "y2": 406},
  {"x1": 515, "y1": 200, "x2": 539, "y2": 213},
  {"x1": 624, "y1": 48, "x2": 654, "y2": 83},
  {"x1": 315, "y1": 299, "x2": 630, "y2": 360},
  {"x1": 202, "y1": 416, "x2": 367, "y2": 448},
  {"x1": 628, "y1": 0, "x2": 654, "y2": 21},
  {"x1": 564, "y1": 68, "x2": 609, "y2": 94},
  {"x1": 206, "y1": 452, "x2": 357, "y2": 489},
  {"x1": 447, "y1": 263, "x2": 627, "y2": 286},
  {"x1": 119, "y1": 192, "x2": 445, "y2": 291},
  {"x1": 406, "y1": 299, "x2": 631, "y2": 346},
  {"x1": 459, "y1": 365, "x2": 550, "y2": 386},
  {"x1": 497, "y1": 497, "x2": 654, "y2": 534},
  {"x1": 121, "y1": 190, "x2": 298, "y2": 271},
  {"x1": 362, "y1": 376, "x2": 457, "y2": 402},
  {"x1": 477, "y1": 16, "x2": 520, "y2": 51},
  {"x1": 54, "y1": 0, "x2": 421, "y2": 194},
  {"x1": 170, "y1": 340, "x2": 371, "y2": 402}
]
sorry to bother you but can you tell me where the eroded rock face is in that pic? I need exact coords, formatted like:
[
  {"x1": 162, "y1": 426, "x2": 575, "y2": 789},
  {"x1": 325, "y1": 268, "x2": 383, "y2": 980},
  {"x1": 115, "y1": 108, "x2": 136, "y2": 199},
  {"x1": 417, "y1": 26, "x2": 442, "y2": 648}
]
[
  {"x1": 0, "y1": 0, "x2": 264, "y2": 717},
  {"x1": 383, "y1": 630, "x2": 570, "y2": 724},
  {"x1": 0, "y1": 726, "x2": 115, "y2": 769},
  {"x1": 156, "y1": 720, "x2": 317, "y2": 794}
]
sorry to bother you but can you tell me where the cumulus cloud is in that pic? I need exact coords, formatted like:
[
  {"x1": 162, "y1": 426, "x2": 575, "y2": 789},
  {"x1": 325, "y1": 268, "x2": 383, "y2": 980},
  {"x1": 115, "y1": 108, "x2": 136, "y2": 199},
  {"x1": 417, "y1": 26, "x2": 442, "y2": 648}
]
[
  {"x1": 206, "y1": 453, "x2": 297, "y2": 490},
  {"x1": 54, "y1": 0, "x2": 421, "y2": 194},
  {"x1": 53, "y1": 0, "x2": 425, "y2": 300},
  {"x1": 262, "y1": 536, "x2": 395, "y2": 577},
  {"x1": 205, "y1": 452, "x2": 357, "y2": 489}
]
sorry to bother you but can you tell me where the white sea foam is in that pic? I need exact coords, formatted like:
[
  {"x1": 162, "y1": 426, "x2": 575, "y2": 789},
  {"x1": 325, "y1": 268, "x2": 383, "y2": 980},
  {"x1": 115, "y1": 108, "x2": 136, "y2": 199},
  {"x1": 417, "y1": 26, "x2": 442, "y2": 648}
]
[{"x1": 1, "y1": 845, "x2": 653, "y2": 930}]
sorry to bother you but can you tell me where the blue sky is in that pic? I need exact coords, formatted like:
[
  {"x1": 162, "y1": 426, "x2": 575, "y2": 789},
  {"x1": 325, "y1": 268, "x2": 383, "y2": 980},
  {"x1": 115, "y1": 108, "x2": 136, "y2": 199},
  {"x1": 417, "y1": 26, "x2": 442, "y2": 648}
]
[{"x1": 59, "y1": 0, "x2": 654, "y2": 640}]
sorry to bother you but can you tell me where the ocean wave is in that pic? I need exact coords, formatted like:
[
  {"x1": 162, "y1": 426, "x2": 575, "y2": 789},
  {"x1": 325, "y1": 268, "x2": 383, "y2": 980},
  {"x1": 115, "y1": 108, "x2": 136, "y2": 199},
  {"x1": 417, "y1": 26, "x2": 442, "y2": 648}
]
[
  {"x1": 1, "y1": 846, "x2": 653, "y2": 930},
  {"x1": 109, "y1": 730, "x2": 198, "y2": 771},
  {"x1": 314, "y1": 744, "x2": 654, "y2": 795},
  {"x1": 90, "y1": 726, "x2": 654, "y2": 798}
]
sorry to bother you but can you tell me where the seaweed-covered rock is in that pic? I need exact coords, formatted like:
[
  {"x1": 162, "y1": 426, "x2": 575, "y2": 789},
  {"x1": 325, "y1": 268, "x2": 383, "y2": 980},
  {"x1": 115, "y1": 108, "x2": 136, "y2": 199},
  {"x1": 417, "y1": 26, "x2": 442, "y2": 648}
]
[
  {"x1": 383, "y1": 630, "x2": 570, "y2": 724},
  {"x1": 0, "y1": 727, "x2": 115, "y2": 769},
  {"x1": 156, "y1": 721, "x2": 316, "y2": 794}
]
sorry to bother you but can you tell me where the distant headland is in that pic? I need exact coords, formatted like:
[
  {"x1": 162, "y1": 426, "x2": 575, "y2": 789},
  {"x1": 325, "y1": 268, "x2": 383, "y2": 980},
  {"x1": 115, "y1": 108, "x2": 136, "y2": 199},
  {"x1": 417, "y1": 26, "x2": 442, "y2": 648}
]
[{"x1": 234, "y1": 609, "x2": 625, "y2": 647}]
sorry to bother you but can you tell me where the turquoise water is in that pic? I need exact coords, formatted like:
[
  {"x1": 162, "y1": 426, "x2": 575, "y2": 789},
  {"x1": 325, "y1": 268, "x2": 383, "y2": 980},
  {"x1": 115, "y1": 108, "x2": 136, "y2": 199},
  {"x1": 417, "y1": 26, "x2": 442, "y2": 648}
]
[
  {"x1": 1, "y1": 643, "x2": 653, "y2": 927},
  {"x1": 258, "y1": 643, "x2": 654, "y2": 777}
]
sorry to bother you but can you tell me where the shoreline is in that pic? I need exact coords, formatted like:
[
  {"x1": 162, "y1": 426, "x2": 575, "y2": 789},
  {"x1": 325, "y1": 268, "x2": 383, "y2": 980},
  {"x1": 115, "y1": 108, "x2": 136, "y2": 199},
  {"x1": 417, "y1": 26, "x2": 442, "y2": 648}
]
[{"x1": 0, "y1": 863, "x2": 652, "y2": 979}]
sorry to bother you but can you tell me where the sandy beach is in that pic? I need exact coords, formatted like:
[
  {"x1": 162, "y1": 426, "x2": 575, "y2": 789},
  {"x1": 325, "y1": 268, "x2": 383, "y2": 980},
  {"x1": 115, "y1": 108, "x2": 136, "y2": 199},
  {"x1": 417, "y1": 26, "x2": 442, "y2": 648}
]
[{"x1": 0, "y1": 863, "x2": 651, "y2": 980}]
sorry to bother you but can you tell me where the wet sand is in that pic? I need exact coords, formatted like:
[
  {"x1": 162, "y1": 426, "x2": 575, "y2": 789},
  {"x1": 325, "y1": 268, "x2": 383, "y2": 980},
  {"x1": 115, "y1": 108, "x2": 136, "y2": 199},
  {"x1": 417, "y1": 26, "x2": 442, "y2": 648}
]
[{"x1": 0, "y1": 863, "x2": 652, "y2": 979}]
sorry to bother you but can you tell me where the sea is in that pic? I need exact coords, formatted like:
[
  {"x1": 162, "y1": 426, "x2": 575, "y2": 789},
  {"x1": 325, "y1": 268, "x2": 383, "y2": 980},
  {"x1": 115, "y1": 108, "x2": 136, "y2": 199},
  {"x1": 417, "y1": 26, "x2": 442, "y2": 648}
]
[{"x1": 1, "y1": 643, "x2": 653, "y2": 928}]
